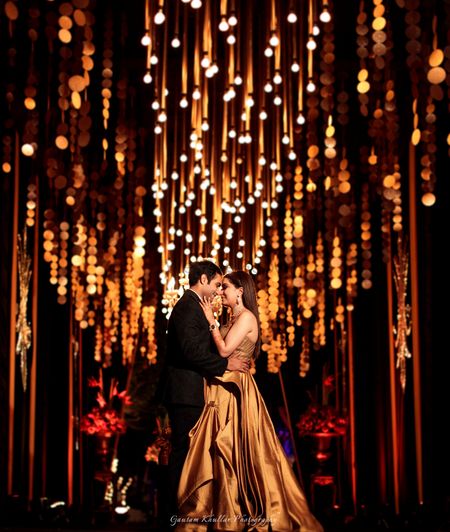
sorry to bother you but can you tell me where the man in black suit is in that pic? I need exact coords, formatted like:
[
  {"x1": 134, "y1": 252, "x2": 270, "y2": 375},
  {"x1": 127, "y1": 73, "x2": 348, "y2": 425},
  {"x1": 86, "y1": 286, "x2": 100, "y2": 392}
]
[{"x1": 160, "y1": 260, "x2": 249, "y2": 523}]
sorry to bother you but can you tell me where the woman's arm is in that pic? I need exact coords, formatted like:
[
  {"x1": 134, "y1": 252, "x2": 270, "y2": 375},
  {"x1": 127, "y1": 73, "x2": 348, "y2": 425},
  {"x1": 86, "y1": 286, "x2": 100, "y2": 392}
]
[{"x1": 200, "y1": 298, "x2": 255, "y2": 357}]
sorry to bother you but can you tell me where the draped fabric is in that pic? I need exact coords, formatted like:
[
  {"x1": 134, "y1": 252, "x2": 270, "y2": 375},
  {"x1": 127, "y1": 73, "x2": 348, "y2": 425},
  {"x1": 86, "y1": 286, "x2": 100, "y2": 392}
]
[{"x1": 177, "y1": 325, "x2": 323, "y2": 532}]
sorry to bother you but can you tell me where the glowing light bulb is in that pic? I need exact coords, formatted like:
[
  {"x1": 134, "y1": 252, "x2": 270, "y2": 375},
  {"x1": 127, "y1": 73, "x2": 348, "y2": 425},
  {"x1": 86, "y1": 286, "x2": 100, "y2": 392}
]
[
  {"x1": 219, "y1": 18, "x2": 229, "y2": 32},
  {"x1": 191, "y1": 0, "x2": 202, "y2": 8},
  {"x1": 259, "y1": 110, "x2": 268, "y2": 120},
  {"x1": 307, "y1": 37, "x2": 317, "y2": 50},
  {"x1": 234, "y1": 74, "x2": 242, "y2": 85},
  {"x1": 171, "y1": 37, "x2": 181, "y2": 48},
  {"x1": 201, "y1": 56, "x2": 210, "y2": 68},
  {"x1": 227, "y1": 34, "x2": 236, "y2": 45},
  {"x1": 264, "y1": 47, "x2": 273, "y2": 57},
  {"x1": 307, "y1": 80, "x2": 316, "y2": 92},
  {"x1": 291, "y1": 62, "x2": 300, "y2": 73},
  {"x1": 320, "y1": 9, "x2": 331, "y2": 23},
  {"x1": 154, "y1": 9, "x2": 165, "y2": 24},
  {"x1": 228, "y1": 14, "x2": 237, "y2": 26},
  {"x1": 21, "y1": 143, "x2": 34, "y2": 156},
  {"x1": 141, "y1": 34, "x2": 151, "y2": 46},
  {"x1": 273, "y1": 73, "x2": 282, "y2": 84},
  {"x1": 273, "y1": 95, "x2": 282, "y2": 105},
  {"x1": 143, "y1": 72, "x2": 152, "y2": 84},
  {"x1": 269, "y1": 33, "x2": 279, "y2": 47},
  {"x1": 179, "y1": 97, "x2": 188, "y2": 108},
  {"x1": 287, "y1": 11, "x2": 298, "y2": 23},
  {"x1": 297, "y1": 113, "x2": 305, "y2": 124}
]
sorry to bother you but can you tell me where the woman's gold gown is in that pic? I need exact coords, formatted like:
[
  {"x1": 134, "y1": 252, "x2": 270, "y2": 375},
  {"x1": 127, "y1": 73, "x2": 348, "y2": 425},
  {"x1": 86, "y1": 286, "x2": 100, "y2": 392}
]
[{"x1": 177, "y1": 323, "x2": 323, "y2": 532}]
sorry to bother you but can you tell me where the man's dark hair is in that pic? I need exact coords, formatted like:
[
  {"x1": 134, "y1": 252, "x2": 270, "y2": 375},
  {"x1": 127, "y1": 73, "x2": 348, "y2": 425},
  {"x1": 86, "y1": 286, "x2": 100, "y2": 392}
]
[{"x1": 189, "y1": 260, "x2": 222, "y2": 286}]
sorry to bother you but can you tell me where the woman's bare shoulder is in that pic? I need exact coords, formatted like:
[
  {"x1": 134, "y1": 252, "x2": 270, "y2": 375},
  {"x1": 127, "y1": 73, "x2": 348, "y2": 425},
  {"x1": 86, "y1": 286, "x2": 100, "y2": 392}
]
[{"x1": 236, "y1": 309, "x2": 257, "y2": 325}]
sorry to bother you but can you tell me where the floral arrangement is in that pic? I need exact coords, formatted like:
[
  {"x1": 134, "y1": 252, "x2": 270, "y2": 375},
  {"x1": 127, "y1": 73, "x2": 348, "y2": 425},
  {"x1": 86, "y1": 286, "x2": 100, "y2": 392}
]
[
  {"x1": 297, "y1": 404, "x2": 348, "y2": 436},
  {"x1": 145, "y1": 416, "x2": 171, "y2": 465},
  {"x1": 80, "y1": 377, "x2": 130, "y2": 437}
]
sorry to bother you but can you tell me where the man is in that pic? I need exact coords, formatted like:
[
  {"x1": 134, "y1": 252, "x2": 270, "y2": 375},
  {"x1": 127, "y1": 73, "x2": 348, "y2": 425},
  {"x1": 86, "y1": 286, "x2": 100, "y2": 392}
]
[{"x1": 161, "y1": 260, "x2": 249, "y2": 523}]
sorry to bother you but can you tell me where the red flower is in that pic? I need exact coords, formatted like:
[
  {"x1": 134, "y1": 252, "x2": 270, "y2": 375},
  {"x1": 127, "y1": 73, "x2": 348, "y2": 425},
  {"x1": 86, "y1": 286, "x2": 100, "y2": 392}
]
[
  {"x1": 324, "y1": 376, "x2": 335, "y2": 389},
  {"x1": 297, "y1": 405, "x2": 348, "y2": 436},
  {"x1": 80, "y1": 376, "x2": 128, "y2": 436}
]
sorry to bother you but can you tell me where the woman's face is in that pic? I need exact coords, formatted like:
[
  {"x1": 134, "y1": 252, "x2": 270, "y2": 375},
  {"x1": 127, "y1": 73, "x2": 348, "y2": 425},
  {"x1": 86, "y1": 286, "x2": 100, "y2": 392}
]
[{"x1": 221, "y1": 277, "x2": 242, "y2": 308}]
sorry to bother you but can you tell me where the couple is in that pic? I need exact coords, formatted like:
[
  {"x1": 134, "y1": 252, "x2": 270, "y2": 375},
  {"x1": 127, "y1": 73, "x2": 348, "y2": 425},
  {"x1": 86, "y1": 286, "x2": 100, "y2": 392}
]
[{"x1": 162, "y1": 261, "x2": 322, "y2": 531}]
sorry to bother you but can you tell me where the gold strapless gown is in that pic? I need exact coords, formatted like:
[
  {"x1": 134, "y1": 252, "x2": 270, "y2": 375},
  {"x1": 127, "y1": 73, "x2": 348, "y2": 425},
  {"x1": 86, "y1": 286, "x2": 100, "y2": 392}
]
[{"x1": 177, "y1": 324, "x2": 323, "y2": 532}]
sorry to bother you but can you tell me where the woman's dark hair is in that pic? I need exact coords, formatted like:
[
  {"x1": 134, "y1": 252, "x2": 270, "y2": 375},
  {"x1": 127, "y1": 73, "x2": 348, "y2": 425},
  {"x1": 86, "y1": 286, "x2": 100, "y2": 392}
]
[
  {"x1": 189, "y1": 260, "x2": 222, "y2": 286},
  {"x1": 224, "y1": 271, "x2": 261, "y2": 359}
]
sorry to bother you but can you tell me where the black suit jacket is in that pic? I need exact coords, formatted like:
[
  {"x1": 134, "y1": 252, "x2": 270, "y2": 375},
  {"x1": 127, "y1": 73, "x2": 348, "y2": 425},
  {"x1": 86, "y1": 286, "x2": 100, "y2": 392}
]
[{"x1": 160, "y1": 290, "x2": 227, "y2": 407}]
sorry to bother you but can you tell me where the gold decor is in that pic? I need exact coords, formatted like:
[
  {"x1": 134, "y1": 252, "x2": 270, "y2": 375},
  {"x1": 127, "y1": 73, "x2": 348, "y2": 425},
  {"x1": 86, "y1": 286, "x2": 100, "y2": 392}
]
[
  {"x1": 16, "y1": 231, "x2": 32, "y2": 392},
  {"x1": 0, "y1": 0, "x2": 448, "y2": 380},
  {"x1": 393, "y1": 238, "x2": 412, "y2": 392}
]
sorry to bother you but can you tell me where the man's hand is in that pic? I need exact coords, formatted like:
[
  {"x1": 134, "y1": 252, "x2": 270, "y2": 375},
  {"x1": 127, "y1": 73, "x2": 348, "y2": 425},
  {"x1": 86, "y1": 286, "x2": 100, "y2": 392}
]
[{"x1": 227, "y1": 354, "x2": 249, "y2": 373}]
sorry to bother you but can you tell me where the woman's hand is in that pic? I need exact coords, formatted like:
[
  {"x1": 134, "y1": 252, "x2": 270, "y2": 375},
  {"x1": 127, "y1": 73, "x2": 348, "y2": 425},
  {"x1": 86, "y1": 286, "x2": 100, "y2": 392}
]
[{"x1": 199, "y1": 296, "x2": 216, "y2": 325}]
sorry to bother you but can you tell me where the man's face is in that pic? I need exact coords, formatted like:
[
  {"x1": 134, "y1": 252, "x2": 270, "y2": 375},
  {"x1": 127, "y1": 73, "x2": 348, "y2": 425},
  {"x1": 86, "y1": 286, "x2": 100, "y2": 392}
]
[{"x1": 201, "y1": 273, "x2": 223, "y2": 299}]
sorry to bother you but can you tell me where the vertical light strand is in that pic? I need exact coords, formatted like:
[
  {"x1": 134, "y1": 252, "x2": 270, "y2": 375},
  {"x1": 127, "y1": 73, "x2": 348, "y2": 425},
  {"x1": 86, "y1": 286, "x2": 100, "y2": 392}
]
[
  {"x1": 181, "y1": 5, "x2": 188, "y2": 99},
  {"x1": 160, "y1": 2, "x2": 170, "y2": 264},
  {"x1": 307, "y1": 0, "x2": 315, "y2": 90},
  {"x1": 297, "y1": 1, "x2": 304, "y2": 124},
  {"x1": 144, "y1": 0, "x2": 152, "y2": 74},
  {"x1": 77, "y1": 327, "x2": 84, "y2": 505},
  {"x1": 67, "y1": 303, "x2": 74, "y2": 506},
  {"x1": 286, "y1": 49, "x2": 294, "y2": 158},
  {"x1": 8, "y1": 131, "x2": 20, "y2": 495},
  {"x1": 386, "y1": 231, "x2": 401, "y2": 515},
  {"x1": 28, "y1": 176, "x2": 39, "y2": 504},
  {"x1": 347, "y1": 307, "x2": 357, "y2": 514},
  {"x1": 408, "y1": 141, "x2": 424, "y2": 504},
  {"x1": 179, "y1": 6, "x2": 189, "y2": 260}
]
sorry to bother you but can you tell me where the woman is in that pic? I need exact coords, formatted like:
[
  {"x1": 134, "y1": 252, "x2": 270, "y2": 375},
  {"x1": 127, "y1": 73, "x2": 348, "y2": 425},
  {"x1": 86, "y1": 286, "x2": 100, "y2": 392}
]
[{"x1": 176, "y1": 271, "x2": 323, "y2": 532}]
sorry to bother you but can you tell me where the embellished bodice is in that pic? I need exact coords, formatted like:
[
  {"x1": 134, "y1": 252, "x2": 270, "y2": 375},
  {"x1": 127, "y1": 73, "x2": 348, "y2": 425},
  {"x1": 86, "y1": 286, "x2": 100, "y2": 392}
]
[{"x1": 220, "y1": 321, "x2": 256, "y2": 360}]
